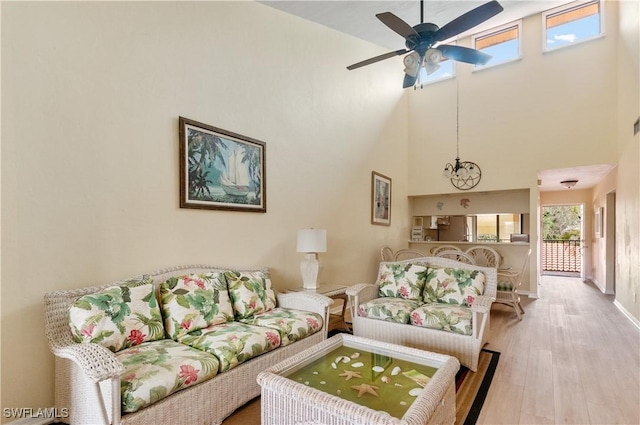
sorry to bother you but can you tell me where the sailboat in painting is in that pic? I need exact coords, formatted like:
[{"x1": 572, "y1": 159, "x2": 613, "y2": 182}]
[{"x1": 219, "y1": 146, "x2": 251, "y2": 197}]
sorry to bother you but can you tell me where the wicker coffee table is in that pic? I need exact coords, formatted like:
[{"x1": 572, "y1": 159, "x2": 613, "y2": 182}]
[{"x1": 257, "y1": 334, "x2": 459, "y2": 425}]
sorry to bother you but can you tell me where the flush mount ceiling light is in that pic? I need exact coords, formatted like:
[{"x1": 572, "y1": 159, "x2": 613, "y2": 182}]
[
  {"x1": 442, "y1": 83, "x2": 481, "y2": 190},
  {"x1": 560, "y1": 179, "x2": 578, "y2": 189}
]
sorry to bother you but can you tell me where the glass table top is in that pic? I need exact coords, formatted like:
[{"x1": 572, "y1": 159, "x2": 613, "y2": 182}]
[{"x1": 278, "y1": 338, "x2": 440, "y2": 419}]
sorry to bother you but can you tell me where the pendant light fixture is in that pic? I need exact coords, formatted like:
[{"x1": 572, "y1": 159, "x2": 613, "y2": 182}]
[{"x1": 442, "y1": 81, "x2": 482, "y2": 190}]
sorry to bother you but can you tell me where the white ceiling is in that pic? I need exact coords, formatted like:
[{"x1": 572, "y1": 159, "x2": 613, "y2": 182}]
[
  {"x1": 259, "y1": 1, "x2": 615, "y2": 192},
  {"x1": 537, "y1": 164, "x2": 615, "y2": 192},
  {"x1": 259, "y1": 1, "x2": 574, "y2": 50}
]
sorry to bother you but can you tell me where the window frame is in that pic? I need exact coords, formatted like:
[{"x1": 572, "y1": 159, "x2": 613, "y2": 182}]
[
  {"x1": 472, "y1": 214, "x2": 524, "y2": 242},
  {"x1": 542, "y1": 0, "x2": 605, "y2": 53},
  {"x1": 471, "y1": 20, "x2": 523, "y2": 72},
  {"x1": 416, "y1": 58, "x2": 456, "y2": 87}
]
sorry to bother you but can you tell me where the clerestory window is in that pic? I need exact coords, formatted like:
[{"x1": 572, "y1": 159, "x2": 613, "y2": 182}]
[
  {"x1": 543, "y1": 0, "x2": 604, "y2": 52},
  {"x1": 472, "y1": 21, "x2": 522, "y2": 70}
]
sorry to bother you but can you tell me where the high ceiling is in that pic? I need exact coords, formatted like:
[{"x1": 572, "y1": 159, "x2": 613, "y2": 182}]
[
  {"x1": 259, "y1": 1, "x2": 615, "y2": 191},
  {"x1": 259, "y1": 1, "x2": 573, "y2": 50}
]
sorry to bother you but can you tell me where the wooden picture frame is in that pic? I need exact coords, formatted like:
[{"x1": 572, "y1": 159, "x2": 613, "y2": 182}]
[
  {"x1": 371, "y1": 171, "x2": 391, "y2": 226},
  {"x1": 179, "y1": 117, "x2": 266, "y2": 212}
]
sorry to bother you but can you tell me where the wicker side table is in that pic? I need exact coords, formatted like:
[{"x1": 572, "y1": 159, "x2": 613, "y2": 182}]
[{"x1": 289, "y1": 284, "x2": 350, "y2": 331}]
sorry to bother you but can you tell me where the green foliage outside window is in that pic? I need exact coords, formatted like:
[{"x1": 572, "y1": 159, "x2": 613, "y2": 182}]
[{"x1": 543, "y1": 206, "x2": 581, "y2": 240}]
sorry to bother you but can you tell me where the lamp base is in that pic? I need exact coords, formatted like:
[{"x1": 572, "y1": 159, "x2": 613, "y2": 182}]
[{"x1": 300, "y1": 253, "x2": 319, "y2": 290}]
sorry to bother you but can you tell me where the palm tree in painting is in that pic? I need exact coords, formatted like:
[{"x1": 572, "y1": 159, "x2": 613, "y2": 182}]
[{"x1": 187, "y1": 130, "x2": 225, "y2": 200}]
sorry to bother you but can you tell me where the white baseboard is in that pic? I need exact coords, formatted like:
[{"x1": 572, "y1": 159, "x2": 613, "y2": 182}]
[{"x1": 613, "y1": 300, "x2": 640, "y2": 330}]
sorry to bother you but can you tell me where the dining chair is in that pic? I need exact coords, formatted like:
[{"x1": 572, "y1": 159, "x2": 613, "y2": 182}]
[
  {"x1": 465, "y1": 246, "x2": 502, "y2": 268},
  {"x1": 494, "y1": 248, "x2": 532, "y2": 320},
  {"x1": 380, "y1": 246, "x2": 394, "y2": 262},
  {"x1": 393, "y1": 249, "x2": 427, "y2": 261},
  {"x1": 433, "y1": 250, "x2": 476, "y2": 265},
  {"x1": 430, "y1": 245, "x2": 462, "y2": 255}
]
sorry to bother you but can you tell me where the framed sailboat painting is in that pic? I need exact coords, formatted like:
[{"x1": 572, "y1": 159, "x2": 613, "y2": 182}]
[{"x1": 179, "y1": 117, "x2": 266, "y2": 212}]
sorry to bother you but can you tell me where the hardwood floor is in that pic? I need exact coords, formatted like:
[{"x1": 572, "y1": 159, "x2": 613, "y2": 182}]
[{"x1": 478, "y1": 275, "x2": 640, "y2": 424}]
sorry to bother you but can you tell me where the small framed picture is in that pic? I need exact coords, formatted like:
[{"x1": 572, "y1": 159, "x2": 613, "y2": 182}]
[
  {"x1": 371, "y1": 171, "x2": 391, "y2": 226},
  {"x1": 179, "y1": 117, "x2": 266, "y2": 212},
  {"x1": 595, "y1": 207, "x2": 603, "y2": 237}
]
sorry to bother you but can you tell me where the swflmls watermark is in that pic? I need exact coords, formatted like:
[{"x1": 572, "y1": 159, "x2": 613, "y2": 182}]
[{"x1": 3, "y1": 407, "x2": 69, "y2": 419}]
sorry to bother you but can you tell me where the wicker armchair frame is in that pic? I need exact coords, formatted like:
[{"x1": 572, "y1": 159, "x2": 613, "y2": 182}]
[{"x1": 346, "y1": 257, "x2": 497, "y2": 372}]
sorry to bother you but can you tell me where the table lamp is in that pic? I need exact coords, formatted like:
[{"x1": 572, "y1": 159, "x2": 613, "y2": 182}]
[{"x1": 296, "y1": 229, "x2": 327, "y2": 289}]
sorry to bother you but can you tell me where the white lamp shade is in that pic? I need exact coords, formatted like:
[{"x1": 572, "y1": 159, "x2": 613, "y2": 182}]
[
  {"x1": 402, "y1": 52, "x2": 421, "y2": 78},
  {"x1": 296, "y1": 229, "x2": 327, "y2": 253}
]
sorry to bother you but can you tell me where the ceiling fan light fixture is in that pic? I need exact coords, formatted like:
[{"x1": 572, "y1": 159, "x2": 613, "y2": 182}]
[
  {"x1": 345, "y1": 1, "x2": 504, "y2": 89},
  {"x1": 403, "y1": 51, "x2": 421, "y2": 77},
  {"x1": 424, "y1": 48, "x2": 442, "y2": 75},
  {"x1": 560, "y1": 179, "x2": 578, "y2": 189}
]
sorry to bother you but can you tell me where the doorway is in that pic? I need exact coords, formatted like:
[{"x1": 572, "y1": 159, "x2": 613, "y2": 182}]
[
  {"x1": 541, "y1": 204, "x2": 583, "y2": 277},
  {"x1": 604, "y1": 191, "x2": 616, "y2": 294}
]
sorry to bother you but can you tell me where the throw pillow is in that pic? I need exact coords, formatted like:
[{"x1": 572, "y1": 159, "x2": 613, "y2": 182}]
[
  {"x1": 423, "y1": 267, "x2": 485, "y2": 307},
  {"x1": 68, "y1": 276, "x2": 164, "y2": 352},
  {"x1": 225, "y1": 270, "x2": 276, "y2": 320},
  {"x1": 377, "y1": 263, "x2": 428, "y2": 302},
  {"x1": 159, "y1": 272, "x2": 234, "y2": 340}
]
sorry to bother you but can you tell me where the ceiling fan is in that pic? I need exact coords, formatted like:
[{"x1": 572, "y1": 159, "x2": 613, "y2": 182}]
[{"x1": 346, "y1": 0, "x2": 504, "y2": 88}]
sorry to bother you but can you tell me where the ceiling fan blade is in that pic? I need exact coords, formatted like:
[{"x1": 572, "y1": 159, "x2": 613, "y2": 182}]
[
  {"x1": 376, "y1": 12, "x2": 420, "y2": 41},
  {"x1": 438, "y1": 44, "x2": 492, "y2": 65},
  {"x1": 434, "y1": 1, "x2": 504, "y2": 42},
  {"x1": 347, "y1": 49, "x2": 409, "y2": 70},
  {"x1": 403, "y1": 72, "x2": 419, "y2": 89}
]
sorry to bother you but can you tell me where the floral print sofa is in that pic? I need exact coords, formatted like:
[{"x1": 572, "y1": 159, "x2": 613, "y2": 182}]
[
  {"x1": 44, "y1": 265, "x2": 331, "y2": 425},
  {"x1": 346, "y1": 256, "x2": 497, "y2": 371}
]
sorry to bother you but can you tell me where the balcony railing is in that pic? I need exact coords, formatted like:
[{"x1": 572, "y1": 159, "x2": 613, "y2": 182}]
[{"x1": 542, "y1": 239, "x2": 582, "y2": 273}]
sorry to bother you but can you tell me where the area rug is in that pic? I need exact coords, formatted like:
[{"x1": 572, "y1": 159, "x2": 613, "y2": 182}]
[{"x1": 222, "y1": 348, "x2": 500, "y2": 425}]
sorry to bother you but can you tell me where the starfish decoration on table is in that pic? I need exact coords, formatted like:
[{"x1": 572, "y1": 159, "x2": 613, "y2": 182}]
[
  {"x1": 351, "y1": 383, "x2": 379, "y2": 398},
  {"x1": 339, "y1": 370, "x2": 362, "y2": 380}
]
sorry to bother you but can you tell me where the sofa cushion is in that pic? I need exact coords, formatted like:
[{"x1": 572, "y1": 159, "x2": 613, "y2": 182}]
[
  {"x1": 357, "y1": 297, "x2": 422, "y2": 324},
  {"x1": 69, "y1": 277, "x2": 164, "y2": 352},
  {"x1": 159, "y1": 272, "x2": 234, "y2": 340},
  {"x1": 423, "y1": 267, "x2": 485, "y2": 307},
  {"x1": 177, "y1": 322, "x2": 281, "y2": 372},
  {"x1": 239, "y1": 308, "x2": 323, "y2": 346},
  {"x1": 117, "y1": 339, "x2": 219, "y2": 413},
  {"x1": 410, "y1": 304, "x2": 473, "y2": 336},
  {"x1": 225, "y1": 270, "x2": 277, "y2": 320},
  {"x1": 377, "y1": 263, "x2": 428, "y2": 302}
]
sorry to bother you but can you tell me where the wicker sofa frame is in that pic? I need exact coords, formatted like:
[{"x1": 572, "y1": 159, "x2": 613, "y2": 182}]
[
  {"x1": 44, "y1": 264, "x2": 332, "y2": 425},
  {"x1": 346, "y1": 257, "x2": 497, "y2": 372}
]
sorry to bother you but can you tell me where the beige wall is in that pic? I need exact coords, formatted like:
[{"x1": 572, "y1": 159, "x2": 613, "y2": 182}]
[
  {"x1": 407, "y1": 1, "x2": 635, "y2": 299},
  {"x1": 590, "y1": 168, "x2": 618, "y2": 293},
  {"x1": 614, "y1": 0, "x2": 640, "y2": 324},
  {"x1": 1, "y1": 1, "x2": 410, "y2": 417},
  {"x1": 412, "y1": 189, "x2": 530, "y2": 216}
]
